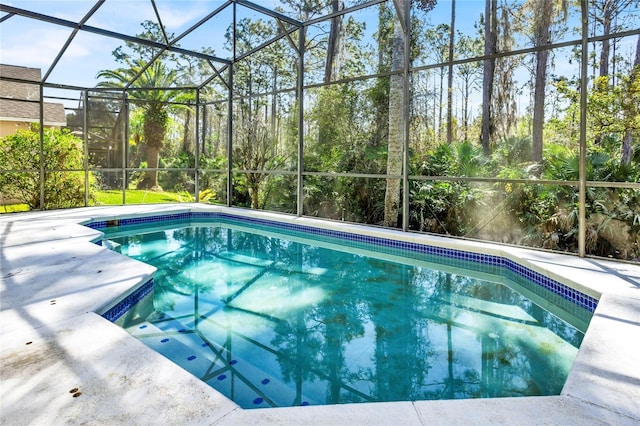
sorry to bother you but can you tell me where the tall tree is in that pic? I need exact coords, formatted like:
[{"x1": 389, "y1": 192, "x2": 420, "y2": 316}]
[
  {"x1": 590, "y1": 0, "x2": 634, "y2": 78},
  {"x1": 621, "y1": 33, "x2": 640, "y2": 165},
  {"x1": 446, "y1": 0, "x2": 456, "y2": 144},
  {"x1": 371, "y1": 2, "x2": 393, "y2": 159},
  {"x1": 481, "y1": 0, "x2": 498, "y2": 155},
  {"x1": 456, "y1": 33, "x2": 482, "y2": 142},
  {"x1": 493, "y1": 3, "x2": 519, "y2": 142},
  {"x1": 527, "y1": 0, "x2": 568, "y2": 165},
  {"x1": 383, "y1": 6, "x2": 406, "y2": 227},
  {"x1": 384, "y1": 0, "x2": 437, "y2": 227},
  {"x1": 175, "y1": 50, "x2": 217, "y2": 155},
  {"x1": 98, "y1": 59, "x2": 182, "y2": 190},
  {"x1": 425, "y1": 24, "x2": 450, "y2": 143},
  {"x1": 325, "y1": 0, "x2": 344, "y2": 83},
  {"x1": 97, "y1": 21, "x2": 188, "y2": 190}
]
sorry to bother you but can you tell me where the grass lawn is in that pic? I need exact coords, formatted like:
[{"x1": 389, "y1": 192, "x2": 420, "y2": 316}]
[
  {"x1": 96, "y1": 189, "x2": 188, "y2": 204},
  {"x1": 1, "y1": 190, "x2": 190, "y2": 214},
  {"x1": 0, "y1": 204, "x2": 30, "y2": 213}
]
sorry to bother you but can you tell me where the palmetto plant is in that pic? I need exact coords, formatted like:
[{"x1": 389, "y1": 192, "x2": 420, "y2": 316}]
[
  {"x1": 500, "y1": 143, "x2": 640, "y2": 257},
  {"x1": 97, "y1": 58, "x2": 186, "y2": 190}
]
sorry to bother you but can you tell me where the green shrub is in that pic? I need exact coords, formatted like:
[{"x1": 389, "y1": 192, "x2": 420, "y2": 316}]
[{"x1": 0, "y1": 127, "x2": 94, "y2": 210}]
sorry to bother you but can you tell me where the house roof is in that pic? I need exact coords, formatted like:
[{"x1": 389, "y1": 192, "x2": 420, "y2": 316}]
[
  {"x1": 0, "y1": 99, "x2": 67, "y2": 126},
  {"x1": 0, "y1": 64, "x2": 67, "y2": 126},
  {"x1": 0, "y1": 64, "x2": 40, "y2": 82}
]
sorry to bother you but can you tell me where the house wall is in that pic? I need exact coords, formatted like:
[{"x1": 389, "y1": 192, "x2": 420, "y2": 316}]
[
  {"x1": 0, "y1": 120, "x2": 61, "y2": 138},
  {"x1": 0, "y1": 64, "x2": 66, "y2": 139},
  {"x1": 0, "y1": 120, "x2": 30, "y2": 138}
]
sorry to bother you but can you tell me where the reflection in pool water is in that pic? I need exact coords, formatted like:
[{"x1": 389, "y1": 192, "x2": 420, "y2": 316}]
[{"x1": 105, "y1": 222, "x2": 590, "y2": 409}]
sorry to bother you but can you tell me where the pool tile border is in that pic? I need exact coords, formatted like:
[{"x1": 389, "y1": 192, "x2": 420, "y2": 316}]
[
  {"x1": 91, "y1": 211, "x2": 598, "y2": 314},
  {"x1": 102, "y1": 278, "x2": 154, "y2": 322}
]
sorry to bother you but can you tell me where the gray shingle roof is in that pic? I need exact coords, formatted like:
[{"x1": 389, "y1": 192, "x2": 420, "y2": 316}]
[
  {"x1": 0, "y1": 64, "x2": 67, "y2": 126},
  {"x1": 0, "y1": 99, "x2": 67, "y2": 125},
  {"x1": 0, "y1": 64, "x2": 41, "y2": 82}
]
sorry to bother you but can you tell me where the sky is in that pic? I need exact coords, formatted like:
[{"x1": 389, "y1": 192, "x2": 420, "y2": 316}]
[
  {"x1": 0, "y1": 0, "x2": 491, "y2": 89},
  {"x1": 1, "y1": 0, "x2": 637, "y2": 110},
  {"x1": 0, "y1": 0, "x2": 233, "y2": 88}
]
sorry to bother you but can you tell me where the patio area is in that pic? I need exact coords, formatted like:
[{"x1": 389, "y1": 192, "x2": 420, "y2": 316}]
[{"x1": 1, "y1": 204, "x2": 639, "y2": 425}]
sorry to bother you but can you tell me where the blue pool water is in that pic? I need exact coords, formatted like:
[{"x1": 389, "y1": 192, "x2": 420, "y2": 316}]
[{"x1": 103, "y1": 219, "x2": 592, "y2": 409}]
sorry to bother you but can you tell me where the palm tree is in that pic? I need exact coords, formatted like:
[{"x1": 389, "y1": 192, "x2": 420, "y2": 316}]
[
  {"x1": 97, "y1": 59, "x2": 182, "y2": 190},
  {"x1": 383, "y1": 8, "x2": 405, "y2": 228}
]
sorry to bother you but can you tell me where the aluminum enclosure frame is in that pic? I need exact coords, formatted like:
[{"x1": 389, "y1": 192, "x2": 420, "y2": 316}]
[{"x1": 1, "y1": 0, "x2": 639, "y2": 261}]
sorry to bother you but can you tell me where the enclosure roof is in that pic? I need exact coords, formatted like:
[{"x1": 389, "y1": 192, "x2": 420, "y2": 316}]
[{"x1": 0, "y1": 0, "x2": 384, "y2": 92}]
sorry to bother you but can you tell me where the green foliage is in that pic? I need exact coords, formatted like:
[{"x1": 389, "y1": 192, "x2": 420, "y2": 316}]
[
  {"x1": 405, "y1": 133, "x2": 639, "y2": 259},
  {"x1": 197, "y1": 155, "x2": 228, "y2": 204},
  {"x1": 492, "y1": 136, "x2": 532, "y2": 166},
  {"x1": 10, "y1": 10, "x2": 635, "y2": 259},
  {"x1": 410, "y1": 179, "x2": 481, "y2": 235},
  {"x1": 0, "y1": 127, "x2": 94, "y2": 210},
  {"x1": 491, "y1": 141, "x2": 640, "y2": 257},
  {"x1": 97, "y1": 21, "x2": 192, "y2": 190},
  {"x1": 410, "y1": 141, "x2": 488, "y2": 234},
  {"x1": 303, "y1": 81, "x2": 388, "y2": 223},
  {"x1": 554, "y1": 74, "x2": 640, "y2": 153},
  {"x1": 587, "y1": 75, "x2": 640, "y2": 137},
  {"x1": 198, "y1": 189, "x2": 216, "y2": 203},
  {"x1": 415, "y1": 141, "x2": 487, "y2": 177},
  {"x1": 172, "y1": 189, "x2": 215, "y2": 204},
  {"x1": 160, "y1": 151, "x2": 195, "y2": 192}
]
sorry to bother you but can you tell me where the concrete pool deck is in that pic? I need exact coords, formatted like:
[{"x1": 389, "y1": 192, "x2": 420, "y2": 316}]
[{"x1": 1, "y1": 204, "x2": 639, "y2": 425}]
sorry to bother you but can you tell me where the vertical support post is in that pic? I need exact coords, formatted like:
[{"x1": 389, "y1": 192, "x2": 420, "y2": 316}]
[
  {"x1": 402, "y1": 0, "x2": 410, "y2": 231},
  {"x1": 578, "y1": 0, "x2": 588, "y2": 257},
  {"x1": 227, "y1": 67, "x2": 234, "y2": 207},
  {"x1": 227, "y1": 2, "x2": 236, "y2": 207},
  {"x1": 195, "y1": 89, "x2": 200, "y2": 203},
  {"x1": 39, "y1": 84, "x2": 45, "y2": 210},
  {"x1": 123, "y1": 91, "x2": 129, "y2": 205},
  {"x1": 297, "y1": 27, "x2": 305, "y2": 217},
  {"x1": 83, "y1": 90, "x2": 89, "y2": 206},
  {"x1": 202, "y1": 99, "x2": 208, "y2": 156}
]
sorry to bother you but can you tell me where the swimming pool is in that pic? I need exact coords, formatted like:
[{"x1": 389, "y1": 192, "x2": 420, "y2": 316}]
[
  {"x1": 99, "y1": 214, "x2": 594, "y2": 409},
  {"x1": 3, "y1": 205, "x2": 638, "y2": 424}
]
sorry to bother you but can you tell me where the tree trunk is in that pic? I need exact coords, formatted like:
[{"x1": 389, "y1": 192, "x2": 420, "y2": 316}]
[
  {"x1": 384, "y1": 14, "x2": 405, "y2": 228},
  {"x1": 446, "y1": 0, "x2": 456, "y2": 144},
  {"x1": 481, "y1": 0, "x2": 497, "y2": 155},
  {"x1": 532, "y1": 48, "x2": 549, "y2": 165},
  {"x1": 202, "y1": 105, "x2": 208, "y2": 156},
  {"x1": 251, "y1": 181, "x2": 260, "y2": 209},
  {"x1": 271, "y1": 65, "x2": 278, "y2": 140},
  {"x1": 599, "y1": 1, "x2": 612, "y2": 78},
  {"x1": 463, "y1": 78, "x2": 469, "y2": 141},
  {"x1": 438, "y1": 67, "x2": 444, "y2": 142},
  {"x1": 138, "y1": 145, "x2": 161, "y2": 190},
  {"x1": 213, "y1": 113, "x2": 221, "y2": 157},
  {"x1": 182, "y1": 108, "x2": 192, "y2": 153},
  {"x1": 325, "y1": 0, "x2": 343, "y2": 84},
  {"x1": 621, "y1": 33, "x2": 640, "y2": 165},
  {"x1": 493, "y1": 6, "x2": 517, "y2": 142},
  {"x1": 138, "y1": 104, "x2": 167, "y2": 190},
  {"x1": 531, "y1": 1, "x2": 553, "y2": 166}
]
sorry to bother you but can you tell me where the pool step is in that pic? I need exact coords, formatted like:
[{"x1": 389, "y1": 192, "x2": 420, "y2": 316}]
[
  {"x1": 126, "y1": 317, "x2": 318, "y2": 408},
  {"x1": 126, "y1": 321, "x2": 227, "y2": 381},
  {"x1": 202, "y1": 350, "x2": 317, "y2": 408}
]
